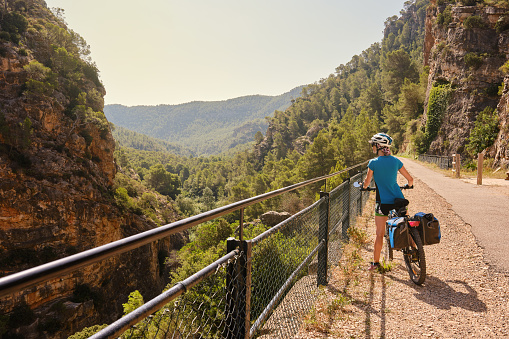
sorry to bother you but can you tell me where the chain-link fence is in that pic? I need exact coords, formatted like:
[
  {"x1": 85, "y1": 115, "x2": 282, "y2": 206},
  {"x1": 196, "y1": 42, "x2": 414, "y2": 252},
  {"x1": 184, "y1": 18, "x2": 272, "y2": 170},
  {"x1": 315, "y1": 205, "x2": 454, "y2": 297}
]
[
  {"x1": 1, "y1": 162, "x2": 372, "y2": 339},
  {"x1": 87, "y1": 168, "x2": 370, "y2": 339},
  {"x1": 418, "y1": 154, "x2": 452, "y2": 169}
]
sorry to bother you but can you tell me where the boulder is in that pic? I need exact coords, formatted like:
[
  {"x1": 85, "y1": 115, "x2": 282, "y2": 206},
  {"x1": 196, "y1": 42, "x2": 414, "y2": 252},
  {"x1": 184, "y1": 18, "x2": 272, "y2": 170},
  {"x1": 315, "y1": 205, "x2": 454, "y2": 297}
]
[{"x1": 260, "y1": 211, "x2": 292, "y2": 227}]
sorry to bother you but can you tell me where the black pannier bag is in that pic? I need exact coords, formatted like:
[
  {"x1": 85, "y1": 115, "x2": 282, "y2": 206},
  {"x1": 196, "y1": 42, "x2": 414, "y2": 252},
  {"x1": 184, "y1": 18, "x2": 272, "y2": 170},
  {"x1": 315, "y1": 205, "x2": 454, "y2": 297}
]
[
  {"x1": 413, "y1": 212, "x2": 441, "y2": 245},
  {"x1": 386, "y1": 217, "x2": 409, "y2": 250}
]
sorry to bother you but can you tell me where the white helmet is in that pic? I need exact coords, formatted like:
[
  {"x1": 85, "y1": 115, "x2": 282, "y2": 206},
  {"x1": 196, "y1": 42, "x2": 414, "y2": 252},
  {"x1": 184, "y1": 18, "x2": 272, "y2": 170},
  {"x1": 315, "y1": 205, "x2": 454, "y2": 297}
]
[{"x1": 369, "y1": 133, "x2": 393, "y2": 147}]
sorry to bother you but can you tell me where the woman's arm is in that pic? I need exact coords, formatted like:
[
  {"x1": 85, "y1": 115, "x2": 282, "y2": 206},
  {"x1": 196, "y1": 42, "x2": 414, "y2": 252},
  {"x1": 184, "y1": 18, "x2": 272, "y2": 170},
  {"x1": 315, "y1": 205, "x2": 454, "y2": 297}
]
[
  {"x1": 363, "y1": 168, "x2": 374, "y2": 189},
  {"x1": 399, "y1": 165, "x2": 413, "y2": 186}
]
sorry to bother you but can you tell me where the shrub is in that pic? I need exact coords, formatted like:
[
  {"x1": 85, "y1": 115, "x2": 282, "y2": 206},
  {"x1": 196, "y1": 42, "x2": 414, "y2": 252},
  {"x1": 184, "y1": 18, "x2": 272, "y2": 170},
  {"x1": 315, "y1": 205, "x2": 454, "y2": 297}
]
[
  {"x1": 436, "y1": 6, "x2": 452, "y2": 27},
  {"x1": 0, "y1": 31, "x2": 10, "y2": 41},
  {"x1": 417, "y1": 82, "x2": 452, "y2": 153},
  {"x1": 464, "y1": 52, "x2": 483, "y2": 69},
  {"x1": 1, "y1": 12, "x2": 28, "y2": 43},
  {"x1": 8, "y1": 303, "x2": 35, "y2": 328},
  {"x1": 459, "y1": 0, "x2": 480, "y2": 5},
  {"x1": 114, "y1": 187, "x2": 130, "y2": 207},
  {"x1": 500, "y1": 60, "x2": 509, "y2": 74},
  {"x1": 68, "y1": 324, "x2": 108, "y2": 339},
  {"x1": 484, "y1": 83, "x2": 500, "y2": 96},
  {"x1": 495, "y1": 15, "x2": 509, "y2": 33},
  {"x1": 122, "y1": 290, "x2": 144, "y2": 315},
  {"x1": 464, "y1": 15, "x2": 485, "y2": 29},
  {"x1": 466, "y1": 107, "x2": 499, "y2": 155},
  {"x1": 25, "y1": 79, "x2": 54, "y2": 96}
]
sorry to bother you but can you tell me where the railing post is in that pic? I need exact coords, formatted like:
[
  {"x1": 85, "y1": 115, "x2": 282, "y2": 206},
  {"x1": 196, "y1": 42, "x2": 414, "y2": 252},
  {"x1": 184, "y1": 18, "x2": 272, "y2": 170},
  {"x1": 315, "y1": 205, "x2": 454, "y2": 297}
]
[
  {"x1": 452, "y1": 154, "x2": 461, "y2": 178},
  {"x1": 342, "y1": 178, "x2": 351, "y2": 240},
  {"x1": 317, "y1": 191, "x2": 329, "y2": 286},
  {"x1": 224, "y1": 238, "x2": 251, "y2": 339},
  {"x1": 225, "y1": 237, "x2": 238, "y2": 339},
  {"x1": 477, "y1": 152, "x2": 484, "y2": 185},
  {"x1": 242, "y1": 240, "x2": 252, "y2": 339}
]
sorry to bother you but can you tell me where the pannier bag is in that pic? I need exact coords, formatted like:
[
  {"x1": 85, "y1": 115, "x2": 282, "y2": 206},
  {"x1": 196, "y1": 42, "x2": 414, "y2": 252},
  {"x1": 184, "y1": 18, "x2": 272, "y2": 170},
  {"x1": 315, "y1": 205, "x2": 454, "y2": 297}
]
[
  {"x1": 386, "y1": 217, "x2": 409, "y2": 250},
  {"x1": 413, "y1": 212, "x2": 441, "y2": 245}
]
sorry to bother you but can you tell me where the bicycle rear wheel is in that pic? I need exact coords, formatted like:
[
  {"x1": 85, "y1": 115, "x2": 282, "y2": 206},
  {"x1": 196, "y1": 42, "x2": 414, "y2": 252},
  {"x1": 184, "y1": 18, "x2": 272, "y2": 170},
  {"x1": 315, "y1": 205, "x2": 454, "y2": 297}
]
[{"x1": 403, "y1": 227, "x2": 426, "y2": 285}]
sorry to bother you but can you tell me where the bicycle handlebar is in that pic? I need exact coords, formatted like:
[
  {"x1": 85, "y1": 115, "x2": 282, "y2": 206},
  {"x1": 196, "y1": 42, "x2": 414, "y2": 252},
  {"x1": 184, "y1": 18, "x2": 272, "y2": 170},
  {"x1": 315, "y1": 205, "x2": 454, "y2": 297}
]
[{"x1": 354, "y1": 181, "x2": 413, "y2": 192}]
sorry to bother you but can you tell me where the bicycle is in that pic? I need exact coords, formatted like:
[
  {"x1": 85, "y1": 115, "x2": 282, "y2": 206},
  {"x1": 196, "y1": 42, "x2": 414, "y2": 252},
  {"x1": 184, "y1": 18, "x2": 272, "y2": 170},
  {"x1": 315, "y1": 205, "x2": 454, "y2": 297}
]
[{"x1": 354, "y1": 182, "x2": 426, "y2": 285}]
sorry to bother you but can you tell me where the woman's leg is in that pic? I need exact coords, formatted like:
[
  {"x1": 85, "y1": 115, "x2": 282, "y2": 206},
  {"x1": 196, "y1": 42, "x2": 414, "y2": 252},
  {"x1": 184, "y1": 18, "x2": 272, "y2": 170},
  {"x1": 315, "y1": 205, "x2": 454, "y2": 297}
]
[{"x1": 373, "y1": 215, "x2": 388, "y2": 263}]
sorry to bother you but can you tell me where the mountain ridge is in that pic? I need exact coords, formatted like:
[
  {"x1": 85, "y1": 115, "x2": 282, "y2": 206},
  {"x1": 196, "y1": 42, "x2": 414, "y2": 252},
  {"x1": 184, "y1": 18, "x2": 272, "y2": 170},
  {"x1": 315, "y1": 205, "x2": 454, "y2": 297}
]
[{"x1": 104, "y1": 86, "x2": 303, "y2": 155}]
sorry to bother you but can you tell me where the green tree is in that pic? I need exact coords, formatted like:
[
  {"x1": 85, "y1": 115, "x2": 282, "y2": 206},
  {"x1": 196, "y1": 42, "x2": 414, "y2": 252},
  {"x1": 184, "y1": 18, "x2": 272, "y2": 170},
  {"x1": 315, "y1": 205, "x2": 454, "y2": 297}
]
[
  {"x1": 202, "y1": 186, "x2": 215, "y2": 210},
  {"x1": 297, "y1": 130, "x2": 335, "y2": 180},
  {"x1": 145, "y1": 164, "x2": 180, "y2": 198},
  {"x1": 123, "y1": 290, "x2": 144, "y2": 315},
  {"x1": 466, "y1": 107, "x2": 499, "y2": 155},
  {"x1": 382, "y1": 49, "x2": 419, "y2": 102},
  {"x1": 254, "y1": 131, "x2": 264, "y2": 144}
]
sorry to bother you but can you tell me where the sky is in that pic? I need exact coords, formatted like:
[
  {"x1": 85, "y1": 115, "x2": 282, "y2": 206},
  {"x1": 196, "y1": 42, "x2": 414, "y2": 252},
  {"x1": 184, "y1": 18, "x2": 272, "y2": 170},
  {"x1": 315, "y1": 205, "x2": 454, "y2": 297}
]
[{"x1": 44, "y1": 0, "x2": 408, "y2": 107}]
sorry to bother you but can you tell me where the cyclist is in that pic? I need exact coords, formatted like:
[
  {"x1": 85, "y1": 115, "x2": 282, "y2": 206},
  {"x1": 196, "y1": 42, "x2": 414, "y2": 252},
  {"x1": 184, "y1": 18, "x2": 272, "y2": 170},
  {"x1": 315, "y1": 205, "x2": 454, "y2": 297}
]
[{"x1": 362, "y1": 133, "x2": 413, "y2": 271}]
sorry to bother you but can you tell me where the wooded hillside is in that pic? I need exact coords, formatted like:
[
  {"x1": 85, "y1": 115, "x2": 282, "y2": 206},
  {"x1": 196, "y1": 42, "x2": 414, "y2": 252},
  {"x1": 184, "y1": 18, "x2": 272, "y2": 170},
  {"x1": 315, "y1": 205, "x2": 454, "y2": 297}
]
[{"x1": 104, "y1": 86, "x2": 303, "y2": 156}]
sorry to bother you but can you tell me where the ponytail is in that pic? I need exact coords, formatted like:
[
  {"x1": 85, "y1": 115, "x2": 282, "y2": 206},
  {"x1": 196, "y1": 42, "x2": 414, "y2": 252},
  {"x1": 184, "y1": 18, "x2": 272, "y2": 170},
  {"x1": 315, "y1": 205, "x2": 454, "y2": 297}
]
[{"x1": 380, "y1": 146, "x2": 391, "y2": 156}]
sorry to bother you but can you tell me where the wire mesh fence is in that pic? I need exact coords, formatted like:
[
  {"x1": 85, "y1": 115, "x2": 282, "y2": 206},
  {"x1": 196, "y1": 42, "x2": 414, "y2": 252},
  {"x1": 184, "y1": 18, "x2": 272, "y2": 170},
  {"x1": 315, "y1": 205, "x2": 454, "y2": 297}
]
[
  {"x1": 249, "y1": 198, "x2": 324, "y2": 338},
  {"x1": 87, "y1": 168, "x2": 371, "y2": 339},
  {"x1": 418, "y1": 154, "x2": 452, "y2": 169}
]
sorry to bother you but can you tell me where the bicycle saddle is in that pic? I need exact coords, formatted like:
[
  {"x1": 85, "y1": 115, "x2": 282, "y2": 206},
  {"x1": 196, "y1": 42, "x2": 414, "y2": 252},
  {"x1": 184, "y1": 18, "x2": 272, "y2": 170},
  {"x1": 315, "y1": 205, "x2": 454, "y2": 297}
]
[{"x1": 393, "y1": 198, "x2": 409, "y2": 209}]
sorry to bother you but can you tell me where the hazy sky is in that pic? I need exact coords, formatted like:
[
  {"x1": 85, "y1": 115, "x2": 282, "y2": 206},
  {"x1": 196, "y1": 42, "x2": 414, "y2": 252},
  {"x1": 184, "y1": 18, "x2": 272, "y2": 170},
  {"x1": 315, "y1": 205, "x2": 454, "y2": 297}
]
[{"x1": 44, "y1": 0, "x2": 407, "y2": 107}]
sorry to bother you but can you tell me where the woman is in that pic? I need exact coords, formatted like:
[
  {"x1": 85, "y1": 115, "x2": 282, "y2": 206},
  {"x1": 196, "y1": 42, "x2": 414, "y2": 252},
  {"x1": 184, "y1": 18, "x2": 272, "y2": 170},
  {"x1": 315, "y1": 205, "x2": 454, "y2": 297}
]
[{"x1": 362, "y1": 133, "x2": 413, "y2": 271}]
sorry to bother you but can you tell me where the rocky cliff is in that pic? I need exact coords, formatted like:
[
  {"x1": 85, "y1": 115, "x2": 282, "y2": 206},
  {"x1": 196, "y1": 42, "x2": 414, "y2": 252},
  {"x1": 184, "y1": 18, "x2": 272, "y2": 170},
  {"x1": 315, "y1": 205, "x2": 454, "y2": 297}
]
[
  {"x1": 0, "y1": 1, "x2": 182, "y2": 338},
  {"x1": 424, "y1": 0, "x2": 509, "y2": 167}
]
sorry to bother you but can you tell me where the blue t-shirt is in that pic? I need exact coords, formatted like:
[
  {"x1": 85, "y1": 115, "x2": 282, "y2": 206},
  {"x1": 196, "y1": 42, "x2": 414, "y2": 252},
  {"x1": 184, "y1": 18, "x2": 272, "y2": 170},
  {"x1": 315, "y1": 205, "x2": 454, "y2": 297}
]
[{"x1": 368, "y1": 156, "x2": 404, "y2": 204}]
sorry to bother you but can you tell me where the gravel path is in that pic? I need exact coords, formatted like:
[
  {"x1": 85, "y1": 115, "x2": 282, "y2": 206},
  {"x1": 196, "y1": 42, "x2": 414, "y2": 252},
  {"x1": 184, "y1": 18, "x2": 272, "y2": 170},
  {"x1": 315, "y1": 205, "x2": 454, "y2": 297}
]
[
  {"x1": 295, "y1": 163, "x2": 509, "y2": 338},
  {"x1": 400, "y1": 157, "x2": 509, "y2": 272}
]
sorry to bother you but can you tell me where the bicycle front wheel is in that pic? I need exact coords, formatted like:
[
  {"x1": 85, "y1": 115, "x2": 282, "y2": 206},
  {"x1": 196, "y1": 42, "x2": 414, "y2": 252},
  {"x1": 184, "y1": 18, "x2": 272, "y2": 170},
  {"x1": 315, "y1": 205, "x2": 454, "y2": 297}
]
[{"x1": 403, "y1": 227, "x2": 426, "y2": 285}]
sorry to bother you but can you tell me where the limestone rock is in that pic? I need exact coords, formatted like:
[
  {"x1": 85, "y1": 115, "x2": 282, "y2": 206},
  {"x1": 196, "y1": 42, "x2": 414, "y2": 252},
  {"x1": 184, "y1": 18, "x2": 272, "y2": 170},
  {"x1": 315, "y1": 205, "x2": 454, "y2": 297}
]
[
  {"x1": 261, "y1": 211, "x2": 292, "y2": 227},
  {"x1": 423, "y1": 3, "x2": 509, "y2": 161}
]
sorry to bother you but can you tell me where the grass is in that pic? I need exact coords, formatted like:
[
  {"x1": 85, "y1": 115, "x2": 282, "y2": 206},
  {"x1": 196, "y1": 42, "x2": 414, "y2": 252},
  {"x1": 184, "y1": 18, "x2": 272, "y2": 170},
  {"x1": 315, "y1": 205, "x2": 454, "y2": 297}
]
[
  {"x1": 303, "y1": 202, "x2": 376, "y2": 335},
  {"x1": 377, "y1": 258, "x2": 393, "y2": 274}
]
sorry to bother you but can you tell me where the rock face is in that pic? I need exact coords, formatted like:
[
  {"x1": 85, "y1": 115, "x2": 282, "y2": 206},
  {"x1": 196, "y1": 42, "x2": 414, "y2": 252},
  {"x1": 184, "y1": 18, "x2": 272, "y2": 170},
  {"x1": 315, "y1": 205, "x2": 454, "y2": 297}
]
[
  {"x1": 260, "y1": 211, "x2": 292, "y2": 227},
  {"x1": 423, "y1": 1, "x2": 509, "y2": 166},
  {"x1": 0, "y1": 2, "x2": 182, "y2": 338},
  {"x1": 494, "y1": 74, "x2": 509, "y2": 167}
]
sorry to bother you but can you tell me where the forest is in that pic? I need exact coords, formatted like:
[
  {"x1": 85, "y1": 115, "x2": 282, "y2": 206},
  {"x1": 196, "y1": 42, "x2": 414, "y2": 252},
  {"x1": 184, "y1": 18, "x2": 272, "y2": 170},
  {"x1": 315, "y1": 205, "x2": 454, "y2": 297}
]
[
  {"x1": 113, "y1": 0, "x2": 430, "y2": 225},
  {"x1": 104, "y1": 86, "x2": 303, "y2": 156}
]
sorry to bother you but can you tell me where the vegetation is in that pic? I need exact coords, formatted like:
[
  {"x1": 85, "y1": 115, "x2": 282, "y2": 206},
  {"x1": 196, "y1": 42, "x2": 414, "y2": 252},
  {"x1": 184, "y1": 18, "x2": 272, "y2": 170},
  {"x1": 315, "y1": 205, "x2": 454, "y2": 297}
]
[
  {"x1": 463, "y1": 15, "x2": 486, "y2": 29},
  {"x1": 104, "y1": 0, "x2": 431, "y2": 242},
  {"x1": 466, "y1": 106, "x2": 500, "y2": 155},
  {"x1": 436, "y1": 5, "x2": 453, "y2": 27},
  {"x1": 414, "y1": 82, "x2": 452, "y2": 153},
  {"x1": 104, "y1": 86, "x2": 303, "y2": 156},
  {"x1": 68, "y1": 325, "x2": 108, "y2": 339},
  {"x1": 9, "y1": 0, "x2": 508, "y2": 337}
]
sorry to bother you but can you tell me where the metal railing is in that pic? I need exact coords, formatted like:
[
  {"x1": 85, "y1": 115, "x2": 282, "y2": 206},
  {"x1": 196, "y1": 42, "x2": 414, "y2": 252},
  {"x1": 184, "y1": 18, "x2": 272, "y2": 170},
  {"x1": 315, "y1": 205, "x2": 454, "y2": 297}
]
[
  {"x1": 0, "y1": 161, "x2": 371, "y2": 339},
  {"x1": 418, "y1": 154, "x2": 452, "y2": 169}
]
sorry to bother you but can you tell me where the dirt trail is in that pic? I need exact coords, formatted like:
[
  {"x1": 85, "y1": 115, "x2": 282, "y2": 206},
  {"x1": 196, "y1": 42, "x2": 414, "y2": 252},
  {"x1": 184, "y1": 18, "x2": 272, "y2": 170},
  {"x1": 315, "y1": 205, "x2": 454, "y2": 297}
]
[{"x1": 296, "y1": 161, "x2": 509, "y2": 338}]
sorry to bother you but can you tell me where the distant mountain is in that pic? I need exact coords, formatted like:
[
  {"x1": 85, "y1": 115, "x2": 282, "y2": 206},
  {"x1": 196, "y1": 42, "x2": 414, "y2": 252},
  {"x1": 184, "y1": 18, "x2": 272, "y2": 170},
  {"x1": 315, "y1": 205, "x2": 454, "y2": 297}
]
[
  {"x1": 112, "y1": 125, "x2": 196, "y2": 157},
  {"x1": 104, "y1": 86, "x2": 303, "y2": 156}
]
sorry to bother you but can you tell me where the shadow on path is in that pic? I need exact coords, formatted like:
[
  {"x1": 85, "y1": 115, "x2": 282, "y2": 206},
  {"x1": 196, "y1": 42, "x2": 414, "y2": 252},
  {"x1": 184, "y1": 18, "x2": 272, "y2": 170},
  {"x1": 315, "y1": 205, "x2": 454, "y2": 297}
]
[{"x1": 387, "y1": 274, "x2": 487, "y2": 312}]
